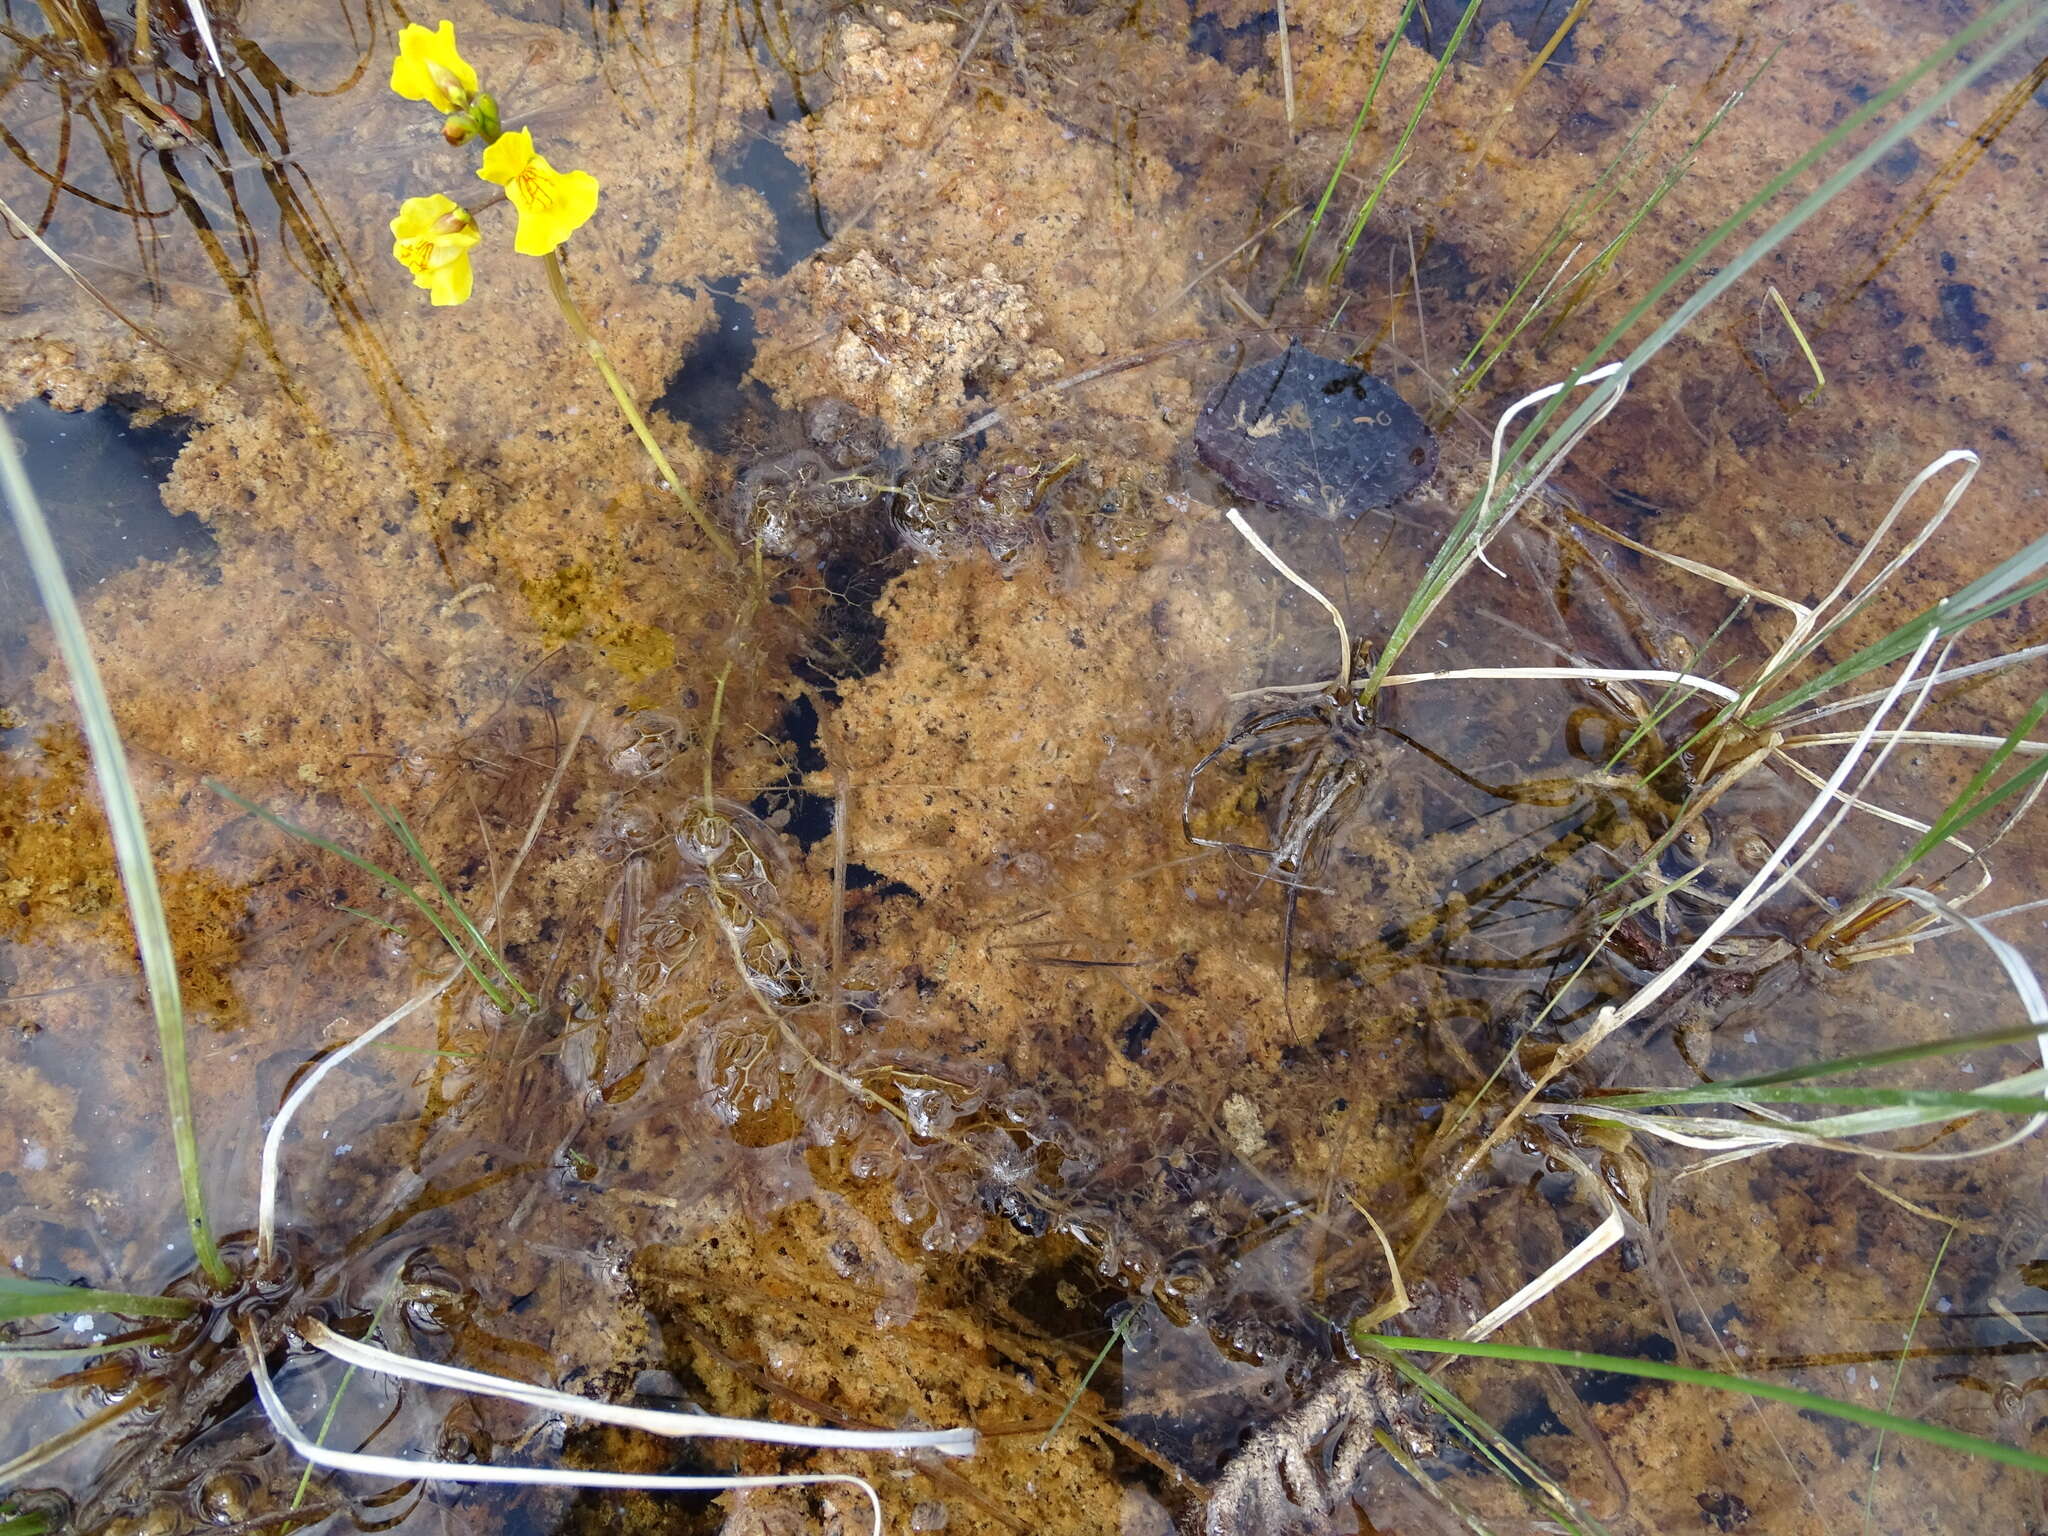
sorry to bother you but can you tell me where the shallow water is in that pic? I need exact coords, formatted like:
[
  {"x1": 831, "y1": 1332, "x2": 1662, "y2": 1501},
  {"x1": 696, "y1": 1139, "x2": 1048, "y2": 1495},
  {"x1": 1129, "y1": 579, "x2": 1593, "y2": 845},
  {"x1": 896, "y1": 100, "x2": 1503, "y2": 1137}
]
[{"x1": 4, "y1": 1, "x2": 2048, "y2": 1533}]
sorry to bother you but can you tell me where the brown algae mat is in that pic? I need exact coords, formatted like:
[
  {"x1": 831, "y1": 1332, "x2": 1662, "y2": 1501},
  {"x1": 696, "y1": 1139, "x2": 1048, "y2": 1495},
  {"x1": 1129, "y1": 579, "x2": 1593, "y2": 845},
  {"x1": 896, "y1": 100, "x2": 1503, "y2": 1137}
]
[{"x1": 4, "y1": 1, "x2": 2048, "y2": 1533}]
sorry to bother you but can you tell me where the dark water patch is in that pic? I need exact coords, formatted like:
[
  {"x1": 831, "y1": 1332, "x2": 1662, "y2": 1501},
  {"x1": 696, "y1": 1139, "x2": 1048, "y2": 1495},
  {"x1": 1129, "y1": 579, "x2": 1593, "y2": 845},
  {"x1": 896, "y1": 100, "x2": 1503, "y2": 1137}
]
[
  {"x1": 793, "y1": 543, "x2": 909, "y2": 694},
  {"x1": 1932, "y1": 280, "x2": 1993, "y2": 360},
  {"x1": 1404, "y1": 0, "x2": 1581, "y2": 64},
  {"x1": 1578, "y1": 1331, "x2": 1675, "y2": 1405},
  {"x1": 655, "y1": 129, "x2": 829, "y2": 454},
  {"x1": 1500, "y1": 1395, "x2": 1569, "y2": 1445},
  {"x1": 1187, "y1": 4, "x2": 1278, "y2": 71},
  {"x1": 1876, "y1": 137, "x2": 1923, "y2": 182},
  {"x1": 731, "y1": 127, "x2": 829, "y2": 276},
  {"x1": 748, "y1": 693, "x2": 835, "y2": 849},
  {"x1": 843, "y1": 861, "x2": 919, "y2": 902},
  {"x1": 1342, "y1": 229, "x2": 1480, "y2": 304},
  {"x1": 656, "y1": 283, "x2": 762, "y2": 458},
  {"x1": 1, "y1": 399, "x2": 214, "y2": 642}
]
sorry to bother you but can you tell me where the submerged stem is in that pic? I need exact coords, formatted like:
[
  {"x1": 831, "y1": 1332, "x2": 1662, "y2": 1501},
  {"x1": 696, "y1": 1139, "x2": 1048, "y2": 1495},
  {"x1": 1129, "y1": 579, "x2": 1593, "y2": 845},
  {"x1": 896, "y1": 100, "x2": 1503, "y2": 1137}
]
[{"x1": 543, "y1": 253, "x2": 736, "y2": 563}]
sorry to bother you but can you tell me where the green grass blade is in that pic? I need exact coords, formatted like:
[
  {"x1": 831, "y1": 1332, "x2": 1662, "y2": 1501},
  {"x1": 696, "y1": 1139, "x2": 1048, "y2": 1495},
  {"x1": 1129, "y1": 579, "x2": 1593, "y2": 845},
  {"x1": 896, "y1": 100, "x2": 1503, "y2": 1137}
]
[
  {"x1": 1868, "y1": 692, "x2": 2048, "y2": 892},
  {"x1": 1748, "y1": 561, "x2": 2048, "y2": 726},
  {"x1": 1457, "y1": 93, "x2": 1666, "y2": 386},
  {"x1": 1288, "y1": 0, "x2": 1422, "y2": 288},
  {"x1": 1327, "y1": 0, "x2": 1484, "y2": 286},
  {"x1": 1604, "y1": 599, "x2": 1747, "y2": 775},
  {"x1": 208, "y1": 782, "x2": 519, "y2": 1013},
  {"x1": 0, "y1": 1511, "x2": 52, "y2": 1536},
  {"x1": 1375, "y1": 1348, "x2": 1611, "y2": 1534},
  {"x1": 357, "y1": 789, "x2": 532, "y2": 1008},
  {"x1": 0, "y1": 1274, "x2": 196, "y2": 1323},
  {"x1": 1708, "y1": 1022, "x2": 2046, "y2": 1088},
  {"x1": 0, "y1": 1332, "x2": 171, "y2": 1359},
  {"x1": 0, "y1": 419, "x2": 230, "y2": 1290},
  {"x1": 1039, "y1": 1308, "x2": 1134, "y2": 1449},
  {"x1": 1865, "y1": 1218, "x2": 1955, "y2": 1534},
  {"x1": 292, "y1": 1290, "x2": 396, "y2": 1507},
  {"x1": 1357, "y1": 1334, "x2": 2048, "y2": 1475},
  {"x1": 1534, "y1": 71, "x2": 1762, "y2": 346},
  {"x1": 1361, "y1": 0, "x2": 2044, "y2": 699}
]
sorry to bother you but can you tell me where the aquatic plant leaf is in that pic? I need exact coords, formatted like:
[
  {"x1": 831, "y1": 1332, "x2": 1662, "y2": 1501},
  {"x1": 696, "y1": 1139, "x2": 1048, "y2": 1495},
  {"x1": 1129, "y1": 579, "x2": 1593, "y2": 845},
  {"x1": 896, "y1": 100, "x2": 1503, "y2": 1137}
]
[
  {"x1": 0, "y1": 1275, "x2": 195, "y2": 1323},
  {"x1": 1194, "y1": 347, "x2": 1437, "y2": 521}
]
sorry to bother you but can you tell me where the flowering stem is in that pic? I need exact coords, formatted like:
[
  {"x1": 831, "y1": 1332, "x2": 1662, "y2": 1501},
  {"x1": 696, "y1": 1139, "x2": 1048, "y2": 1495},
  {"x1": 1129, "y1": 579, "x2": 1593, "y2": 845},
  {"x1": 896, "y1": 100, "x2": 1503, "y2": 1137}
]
[{"x1": 543, "y1": 253, "x2": 735, "y2": 563}]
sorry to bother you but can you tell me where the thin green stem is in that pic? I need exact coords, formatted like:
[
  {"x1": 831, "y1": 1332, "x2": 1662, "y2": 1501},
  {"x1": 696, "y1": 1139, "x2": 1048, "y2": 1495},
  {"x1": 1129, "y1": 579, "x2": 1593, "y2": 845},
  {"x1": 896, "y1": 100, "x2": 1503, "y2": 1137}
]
[
  {"x1": 543, "y1": 252, "x2": 736, "y2": 563},
  {"x1": 1040, "y1": 1309, "x2": 1135, "y2": 1449},
  {"x1": 359, "y1": 789, "x2": 534, "y2": 1008},
  {"x1": 292, "y1": 1291, "x2": 397, "y2": 1508},
  {"x1": 0, "y1": 419, "x2": 230, "y2": 1290},
  {"x1": 1327, "y1": 0, "x2": 1483, "y2": 287},
  {"x1": 207, "y1": 782, "x2": 521, "y2": 1014},
  {"x1": 1358, "y1": 1334, "x2": 2048, "y2": 1475},
  {"x1": 1865, "y1": 1217, "x2": 1955, "y2": 1534},
  {"x1": 1286, "y1": 0, "x2": 1420, "y2": 289}
]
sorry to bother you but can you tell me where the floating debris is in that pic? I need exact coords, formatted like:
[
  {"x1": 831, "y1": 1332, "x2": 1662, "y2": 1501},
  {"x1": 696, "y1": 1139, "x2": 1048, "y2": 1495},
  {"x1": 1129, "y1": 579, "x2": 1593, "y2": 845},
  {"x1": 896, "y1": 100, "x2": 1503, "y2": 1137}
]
[{"x1": 1194, "y1": 346, "x2": 1437, "y2": 520}]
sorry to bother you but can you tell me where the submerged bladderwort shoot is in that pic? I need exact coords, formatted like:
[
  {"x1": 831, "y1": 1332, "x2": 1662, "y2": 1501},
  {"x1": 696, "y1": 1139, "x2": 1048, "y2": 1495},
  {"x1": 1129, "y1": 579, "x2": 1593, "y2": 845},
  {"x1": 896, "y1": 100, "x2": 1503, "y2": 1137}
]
[{"x1": 384, "y1": 20, "x2": 597, "y2": 298}]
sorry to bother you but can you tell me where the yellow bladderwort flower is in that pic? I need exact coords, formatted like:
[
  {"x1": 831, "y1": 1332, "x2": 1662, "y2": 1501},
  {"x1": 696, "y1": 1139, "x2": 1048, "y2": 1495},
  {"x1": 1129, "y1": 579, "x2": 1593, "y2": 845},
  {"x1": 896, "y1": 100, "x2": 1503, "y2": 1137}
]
[
  {"x1": 477, "y1": 129, "x2": 600, "y2": 257},
  {"x1": 390, "y1": 194, "x2": 480, "y2": 306},
  {"x1": 390, "y1": 21, "x2": 478, "y2": 112}
]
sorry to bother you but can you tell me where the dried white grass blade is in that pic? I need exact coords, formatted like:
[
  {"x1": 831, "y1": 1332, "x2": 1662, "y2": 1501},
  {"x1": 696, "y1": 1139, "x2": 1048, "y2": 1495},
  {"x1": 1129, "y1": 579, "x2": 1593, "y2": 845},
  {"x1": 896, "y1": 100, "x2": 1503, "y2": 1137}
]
[
  {"x1": 184, "y1": 0, "x2": 226, "y2": 72},
  {"x1": 240, "y1": 1327, "x2": 887, "y2": 1536},
  {"x1": 1604, "y1": 627, "x2": 1944, "y2": 1035},
  {"x1": 1225, "y1": 508, "x2": 1352, "y2": 690},
  {"x1": 1784, "y1": 643, "x2": 2048, "y2": 728},
  {"x1": 1918, "y1": 893, "x2": 2048, "y2": 938},
  {"x1": 302, "y1": 1320, "x2": 978, "y2": 1457},
  {"x1": 1785, "y1": 731, "x2": 2048, "y2": 755},
  {"x1": 1767, "y1": 750, "x2": 1944, "y2": 840},
  {"x1": 1475, "y1": 362, "x2": 1628, "y2": 576},
  {"x1": 1795, "y1": 451, "x2": 1980, "y2": 663},
  {"x1": 1881, "y1": 886, "x2": 2047, "y2": 1038},
  {"x1": 257, "y1": 972, "x2": 459, "y2": 1266},
  {"x1": 1238, "y1": 665, "x2": 1740, "y2": 704},
  {"x1": 1463, "y1": 1207, "x2": 1625, "y2": 1343},
  {"x1": 1550, "y1": 880, "x2": 2048, "y2": 1161},
  {"x1": 1385, "y1": 666, "x2": 1742, "y2": 701}
]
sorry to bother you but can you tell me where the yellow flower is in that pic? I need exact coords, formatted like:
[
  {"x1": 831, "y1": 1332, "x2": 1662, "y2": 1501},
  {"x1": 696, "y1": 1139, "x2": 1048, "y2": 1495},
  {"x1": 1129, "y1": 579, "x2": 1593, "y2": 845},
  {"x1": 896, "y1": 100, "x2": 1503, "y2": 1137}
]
[
  {"x1": 391, "y1": 194, "x2": 480, "y2": 306},
  {"x1": 390, "y1": 21, "x2": 478, "y2": 112},
  {"x1": 478, "y1": 129, "x2": 600, "y2": 257}
]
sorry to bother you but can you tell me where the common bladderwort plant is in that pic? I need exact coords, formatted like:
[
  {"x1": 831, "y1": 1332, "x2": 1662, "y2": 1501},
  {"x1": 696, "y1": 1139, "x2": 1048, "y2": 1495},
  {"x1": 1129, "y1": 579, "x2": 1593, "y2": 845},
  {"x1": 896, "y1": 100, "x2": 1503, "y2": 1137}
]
[{"x1": 384, "y1": 19, "x2": 735, "y2": 560}]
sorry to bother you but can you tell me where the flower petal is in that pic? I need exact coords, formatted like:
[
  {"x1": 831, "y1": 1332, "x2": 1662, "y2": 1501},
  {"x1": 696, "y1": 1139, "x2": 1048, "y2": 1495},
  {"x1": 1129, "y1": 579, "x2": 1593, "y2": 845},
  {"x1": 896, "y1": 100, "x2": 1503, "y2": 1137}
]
[
  {"x1": 428, "y1": 255, "x2": 475, "y2": 306},
  {"x1": 476, "y1": 128, "x2": 534, "y2": 189},
  {"x1": 510, "y1": 165, "x2": 599, "y2": 256},
  {"x1": 390, "y1": 21, "x2": 477, "y2": 112}
]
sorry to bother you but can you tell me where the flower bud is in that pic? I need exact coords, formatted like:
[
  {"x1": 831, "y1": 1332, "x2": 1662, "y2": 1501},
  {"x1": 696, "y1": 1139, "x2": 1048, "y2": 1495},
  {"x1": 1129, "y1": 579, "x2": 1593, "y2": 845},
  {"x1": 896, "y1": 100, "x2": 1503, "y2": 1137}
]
[
  {"x1": 425, "y1": 59, "x2": 470, "y2": 108},
  {"x1": 471, "y1": 93, "x2": 500, "y2": 140},
  {"x1": 442, "y1": 114, "x2": 474, "y2": 146}
]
